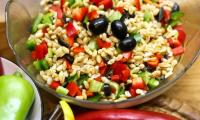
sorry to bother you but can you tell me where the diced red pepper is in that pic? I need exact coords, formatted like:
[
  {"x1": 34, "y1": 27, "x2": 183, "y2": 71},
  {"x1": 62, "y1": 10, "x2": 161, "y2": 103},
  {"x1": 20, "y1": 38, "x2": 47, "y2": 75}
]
[
  {"x1": 177, "y1": 29, "x2": 186, "y2": 43},
  {"x1": 56, "y1": 19, "x2": 64, "y2": 27},
  {"x1": 88, "y1": 10, "x2": 98, "y2": 21},
  {"x1": 98, "y1": 0, "x2": 113, "y2": 9},
  {"x1": 132, "y1": 77, "x2": 147, "y2": 90},
  {"x1": 42, "y1": 27, "x2": 48, "y2": 36},
  {"x1": 120, "y1": 52, "x2": 133, "y2": 62},
  {"x1": 97, "y1": 38, "x2": 111, "y2": 49},
  {"x1": 135, "y1": 0, "x2": 141, "y2": 11},
  {"x1": 173, "y1": 25, "x2": 184, "y2": 31},
  {"x1": 111, "y1": 62, "x2": 127, "y2": 75},
  {"x1": 90, "y1": 0, "x2": 100, "y2": 5},
  {"x1": 73, "y1": 47, "x2": 85, "y2": 54},
  {"x1": 32, "y1": 41, "x2": 48, "y2": 60},
  {"x1": 67, "y1": 37, "x2": 74, "y2": 47},
  {"x1": 146, "y1": 57, "x2": 159, "y2": 68},
  {"x1": 99, "y1": 66, "x2": 107, "y2": 75},
  {"x1": 129, "y1": 87, "x2": 137, "y2": 97},
  {"x1": 86, "y1": 91, "x2": 94, "y2": 97},
  {"x1": 111, "y1": 75, "x2": 120, "y2": 81},
  {"x1": 50, "y1": 81, "x2": 61, "y2": 90},
  {"x1": 72, "y1": 7, "x2": 88, "y2": 22},
  {"x1": 98, "y1": 60, "x2": 106, "y2": 68},
  {"x1": 60, "y1": 0, "x2": 65, "y2": 10},
  {"x1": 65, "y1": 60, "x2": 72, "y2": 70},
  {"x1": 66, "y1": 22, "x2": 78, "y2": 38},
  {"x1": 76, "y1": 89, "x2": 82, "y2": 96},
  {"x1": 50, "y1": 5, "x2": 63, "y2": 19},
  {"x1": 163, "y1": 9, "x2": 171, "y2": 22},
  {"x1": 155, "y1": 53, "x2": 162, "y2": 62},
  {"x1": 66, "y1": 82, "x2": 81, "y2": 97},
  {"x1": 172, "y1": 46, "x2": 184, "y2": 56},
  {"x1": 95, "y1": 76, "x2": 102, "y2": 81},
  {"x1": 115, "y1": 7, "x2": 125, "y2": 14},
  {"x1": 121, "y1": 69, "x2": 130, "y2": 81},
  {"x1": 168, "y1": 38, "x2": 181, "y2": 48}
]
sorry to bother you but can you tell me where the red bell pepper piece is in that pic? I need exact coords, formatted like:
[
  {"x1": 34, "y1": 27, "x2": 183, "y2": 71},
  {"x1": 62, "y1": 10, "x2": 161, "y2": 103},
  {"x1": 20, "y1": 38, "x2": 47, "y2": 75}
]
[
  {"x1": 32, "y1": 41, "x2": 48, "y2": 60},
  {"x1": 65, "y1": 60, "x2": 72, "y2": 70},
  {"x1": 88, "y1": 10, "x2": 98, "y2": 21},
  {"x1": 115, "y1": 7, "x2": 125, "y2": 14},
  {"x1": 172, "y1": 46, "x2": 184, "y2": 56},
  {"x1": 72, "y1": 7, "x2": 88, "y2": 22},
  {"x1": 168, "y1": 38, "x2": 181, "y2": 48},
  {"x1": 98, "y1": 60, "x2": 106, "y2": 68},
  {"x1": 66, "y1": 22, "x2": 78, "y2": 38},
  {"x1": 90, "y1": 0, "x2": 100, "y2": 5},
  {"x1": 67, "y1": 82, "x2": 81, "y2": 97},
  {"x1": 73, "y1": 47, "x2": 85, "y2": 54},
  {"x1": 146, "y1": 57, "x2": 159, "y2": 68},
  {"x1": 155, "y1": 53, "x2": 162, "y2": 62},
  {"x1": 95, "y1": 76, "x2": 102, "y2": 81},
  {"x1": 31, "y1": 51, "x2": 37, "y2": 60},
  {"x1": 86, "y1": 91, "x2": 94, "y2": 97},
  {"x1": 67, "y1": 37, "x2": 74, "y2": 47},
  {"x1": 163, "y1": 9, "x2": 171, "y2": 22},
  {"x1": 177, "y1": 29, "x2": 186, "y2": 43},
  {"x1": 42, "y1": 27, "x2": 48, "y2": 36},
  {"x1": 97, "y1": 38, "x2": 111, "y2": 49},
  {"x1": 56, "y1": 19, "x2": 64, "y2": 27},
  {"x1": 129, "y1": 87, "x2": 137, "y2": 97},
  {"x1": 121, "y1": 69, "x2": 130, "y2": 81},
  {"x1": 135, "y1": 0, "x2": 141, "y2": 11},
  {"x1": 50, "y1": 81, "x2": 61, "y2": 90},
  {"x1": 50, "y1": 5, "x2": 63, "y2": 19},
  {"x1": 173, "y1": 25, "x2": 184, "y2": 31},
  {"x1": 120, "y1": 52, "x2": 133, "y2": 62},
  {"x1": 132, "y1": 77, "x2": 147, "y2": 90},
  {"x1": 60, "y1": 0, "x2": 65, "y2": 10},
  {"x1": 98, "y1": 0, "x2": 113, "y2": 9},
  {"x1": 99, "y1": 66, "x2": 107, "y2": 75},
  {"x1": 111, "y1": 75, "x2": 120, "y2": 81}
]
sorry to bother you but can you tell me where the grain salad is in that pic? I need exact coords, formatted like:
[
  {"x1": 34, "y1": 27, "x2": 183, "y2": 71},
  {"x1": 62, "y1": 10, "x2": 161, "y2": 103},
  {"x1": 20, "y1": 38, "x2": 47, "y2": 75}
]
[{"x1": 26, "y1": 0, "x2": 186, "y2": 102}]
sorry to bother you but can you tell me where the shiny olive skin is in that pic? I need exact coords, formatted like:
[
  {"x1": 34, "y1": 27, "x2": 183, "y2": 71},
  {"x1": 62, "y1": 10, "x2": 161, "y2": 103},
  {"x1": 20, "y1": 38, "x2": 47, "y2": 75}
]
[
  {"x1": 155, "y1": 7, "x2": 164, "y2": 22},
  {"x1": 119, "y1": 37, "x2": 137, "y2": 51},
  {"x1": 89, "y1": 17, "x2": 108, "y2": 35},
  {"x1": 172, "y1": 3, "x2": 180, "y2": 12},
  {"x1": 103, "y1": 83, "x2": 111, "y2": 96},
  {"x1": 111, "y1": 20, "x2": 127, "y2": 39}
]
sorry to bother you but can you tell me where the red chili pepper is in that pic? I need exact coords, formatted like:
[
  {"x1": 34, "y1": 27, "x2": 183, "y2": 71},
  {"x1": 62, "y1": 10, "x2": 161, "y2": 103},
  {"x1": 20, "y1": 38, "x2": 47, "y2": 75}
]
[
  {"x1": 72, "y1": 7, "x2": 88, "y2": 22},
  {"x1": 65, "y1": 60, "x2": 72, "y2": 70},
  {"x1": 120, "y1": 51, "x2": 133, "y2": 62},
  {"x1": 98, "y1": 0, "x2": 113, "y2": 9},
  {"x1": 66, "y1": 22, "x2": 78, "y2": 38},
  {"x1": 66, "y1": 82, "x2": 81, "y2": 97},
  {"x1": 50, "y1": 81, "x2": 61, "y2": 90},
  {"x1": 168, "y1": 38, "x2": 181, "y2": 48},
  {"x1": 176, "y1": 29, "x2": 186, "y2": 43},
  {"x1": 163, "y1": 9, "x2": 171, "y2": 22},
  {"x1": 97, "y1": 38, "x2": 111, "y2": 49},
  {"x1": 132, "y1": 77, "x2": 147, "y2": 90},
  {"x1": 88, "y1": 10, "x2": 98, "y2": 21},
  {"x1": 56, "y1": 19, "x2": 64, "y2": 27},
  {"x1": 135, "y1": 0, "x2": 141, "y2": 11},
  {"x1": 146, "y1": 57, "x2": 159, "y2": 68},
  {"x1": 32, "y1": 41, "x2": 48, "y2": 60},
  {"x1": 73, "y1": 47, "x2": 85, "y2": 54},
  {"x1": 50, "y1": 5, "x2": 63, "y2": 19},
  {"x1": 115, "y1": 7, "x2": 125, "y2": 14},
  {"x1": 172, "y1": 45, "x2": 184, "y2": 56},
  {"x1": 111, "y1": 75, "x2": 120, "y2": 81}
]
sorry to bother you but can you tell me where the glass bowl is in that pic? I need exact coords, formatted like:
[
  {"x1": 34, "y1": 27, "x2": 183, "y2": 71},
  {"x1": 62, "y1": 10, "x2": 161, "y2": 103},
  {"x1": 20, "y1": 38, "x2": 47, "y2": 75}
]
[{"x1": 5, "y1": 0, "x2": 200, "y2": 109}]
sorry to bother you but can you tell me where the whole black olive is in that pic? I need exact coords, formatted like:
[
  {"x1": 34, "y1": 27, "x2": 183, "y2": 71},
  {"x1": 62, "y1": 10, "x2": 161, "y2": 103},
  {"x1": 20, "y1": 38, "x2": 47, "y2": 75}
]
[
  {"x1": 155, "y1": 7, "x2": 164, "y2": 22},
  {"x1": 119, "y1": 37, "x2": 137, "y2": 51},
  {"x1": 63, "y1": 54, "x2": 74, "y2": 64},
  {"x1": 111, "y1": 20, "x2": 127, "y2": 39},
  {"x1": 172, "y1": 2, "x2": 180, "y2": 12},
  {"x1": 103, "y1": 83, "x2": 111, "y2": 96},
  {"x1": 89, "y1": 17, "x2": 108, "y2": 35}
]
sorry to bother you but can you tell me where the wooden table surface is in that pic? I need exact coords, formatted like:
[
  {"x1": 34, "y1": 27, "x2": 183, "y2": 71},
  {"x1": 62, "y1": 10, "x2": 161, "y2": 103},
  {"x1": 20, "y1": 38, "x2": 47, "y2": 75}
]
[{"x1": 1, "y1": 22, "x2": 200, "y2": 118}]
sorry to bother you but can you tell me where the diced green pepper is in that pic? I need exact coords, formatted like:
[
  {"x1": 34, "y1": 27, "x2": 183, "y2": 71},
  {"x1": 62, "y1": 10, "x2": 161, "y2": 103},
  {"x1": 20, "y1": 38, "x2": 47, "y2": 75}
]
[
  {"x1": 32, "y1": 13, "x2": 43, "y2": 33},
  {"x1": 33, "y1": 59, "x2": 49, "y2": 71},
  {"x1": 42, "y1": 12, "x2": 53, "y2": 26},
  {"x1": 171, "y1": 11, "x2": 184, "y2": 20},
  {"x1": 77, "y1": 74, "x2": 89, "y2": 86},
  {"x1": 107, "y1": 11, "x2": 122, "y2": 22},
  {"x1": 138, "y1": 71, "x2": 151, "y2": 84},
  {"x1": 89, "y1": 80, "x2": 103, "y2": 92},
  {"x1": 56, "y1": 86, "x2": 69, "y2": 95},
  {"x1": 169, "y1": 19, "x2": 181, "y2": 27},
  {"x1": 148, "y1": 78, "x2": 159, "y2": 90},
  {"x1": 83, "y1": 16, "x2": 89, "y2": 25},
  {"x1": 87, "y1": 93, "x2": 102, "y2": 102},
  {"x1": 68, "y1": 0, "x2": 75, "y2": 6},
  {"x1": 116, "y1": 86, "x2": 125, "y2": 98},
  {"x1": 26, "y1": 38, "x2": 36, "y2": 51}
]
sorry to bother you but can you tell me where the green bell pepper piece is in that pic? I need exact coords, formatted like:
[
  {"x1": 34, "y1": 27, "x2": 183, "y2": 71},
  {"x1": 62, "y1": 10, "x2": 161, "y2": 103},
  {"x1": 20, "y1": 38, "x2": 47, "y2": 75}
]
[{"x1": 32, "y1": 13, "x2": 43, "y2": 33}]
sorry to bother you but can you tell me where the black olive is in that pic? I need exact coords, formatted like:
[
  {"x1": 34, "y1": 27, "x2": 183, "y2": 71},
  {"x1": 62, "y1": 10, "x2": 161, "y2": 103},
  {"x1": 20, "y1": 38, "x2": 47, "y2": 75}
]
[
  {"x1": 172, "y1": 2, "x2": 180, "y2": 12},
  {"x1": 144, "y1": 64, "x2": 156, "y2": 73},
  {"x1": 103, "y1": 83, "x2": 111, "y2": 96},
  {"x1": 89, "y1": 17, "x2": 108, "y2": 35},
  {"x1": 119, "y1": 37, "x2": 137, "y2": 51},
  {"x1": 58, "y1": 37, "x2": 69, "y2": 48},
  {"x1": 120, "y1": 11, "x2": 135, "y2": 22},
  {"x1": 111, "y1": 20, "x2": 127, "y2": 39},
  {"x1": 63, "y1": 54, "x2": 74, "y2": 64},
  {"x1": 155, "y1": 7, "x2": 164, "y2": 22}
]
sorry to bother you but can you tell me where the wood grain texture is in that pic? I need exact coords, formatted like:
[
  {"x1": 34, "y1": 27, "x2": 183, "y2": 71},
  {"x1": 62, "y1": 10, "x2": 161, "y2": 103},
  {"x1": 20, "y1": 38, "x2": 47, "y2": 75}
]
[{"x1": 1, "y1": 22, "x2": 200, "y2": 119}]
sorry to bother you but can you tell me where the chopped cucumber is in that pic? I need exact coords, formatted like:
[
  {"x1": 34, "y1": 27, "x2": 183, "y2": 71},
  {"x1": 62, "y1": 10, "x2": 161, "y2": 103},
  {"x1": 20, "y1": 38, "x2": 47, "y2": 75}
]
[
  {"x1": 32, "y1": 13, "x2": 43, "y2": 33},
  {"x1": 33, "y1": 59, "x2": 49, "y2": 71},
  {"x1": 110, "y1": 81, "x2": 120, "y2": 97},
  {"x1": 26, "y1": 38, "x2": 36, "y2": 51},
  {"x1": 144, "y1": 11, "x2": 152, "y2": 22},
  {"x1": 33, "y1": 61, "x2": 42, "y2": 71},
  {"x1": 116, "y1": 86, "x2": 125, "y2": 98},
  {"x1": 88, "y1": 40, "x2": 98, "y2": 51},
  {"x1": 71, "y1": 0, "x2": 83, "y2": 8},
  {"x1": 89, "y1": 80, "x2": 103, "y2": 92},
  {"x1": 108, "y1": 11, "x2": 122, "y2": 22},
  {"x1": 42, "y1": 12, "x2": 53, "y2": 26},
  {"x1": 77, "y1": 74, "x2": 89, "y2": 86},
  {"x1": 56, "y1": 86, "x2": 69, "y2": 95},
  {"x1": 148, "y1": 78, "x2": 159, "y2": 90},
  {"x1": 87, "y1": 93, "x2": 102, "y2": 102},
  {"x1": 138, "y1": 71, "x2": 151, "y2": 84}
]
